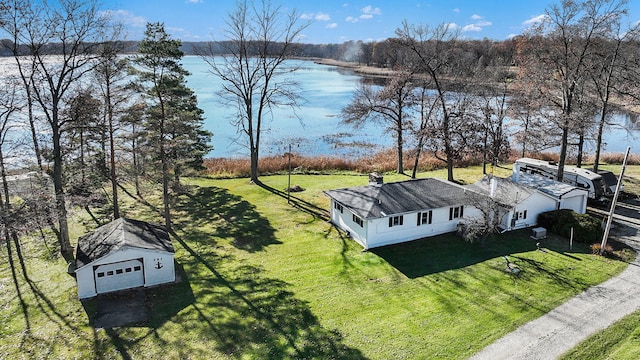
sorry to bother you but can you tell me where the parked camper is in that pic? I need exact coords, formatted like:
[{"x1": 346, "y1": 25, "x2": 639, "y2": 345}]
[
  {"x1": 594, "y1": 169, "x2": 623, "y2": 196},
  {"x1": 513, "y1": 158, "x2": 606, "y2": 201}
]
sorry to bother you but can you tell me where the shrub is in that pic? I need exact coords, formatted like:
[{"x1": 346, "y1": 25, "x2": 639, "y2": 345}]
[{"x1": 537, "y1": 209, "x2": 603, "y2": 243}]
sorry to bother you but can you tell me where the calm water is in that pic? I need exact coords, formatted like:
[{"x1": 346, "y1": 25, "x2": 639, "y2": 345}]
[
  {"x1": 184, "y1": 56, "x2": 637, "y2": 158},
  {"x1": 182, "y1": 56, "x2": 392, "y2": 158},
  {"x1": 0, "y1": 56, "x2": 634, "y2": 160}
]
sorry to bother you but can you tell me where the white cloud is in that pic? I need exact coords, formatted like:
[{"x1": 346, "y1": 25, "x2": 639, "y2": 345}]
[
  {"x1": 475, "y1": 21, "x2": 492, "y2": 27},
  {"x1": 345, "y1": 5, "x2": 380, "y2": 23},
  {"x1": 361, "y1": 5, "x2": 381, "y2": 15},
  {"x1": 326, "y1": 23, "x2": 338, "y2": 29},
  {"x1": 102, "y1": 9, "x2": 146, "y2": 28},
  {"x1": 523, "y1": 14, "x2": 549, "y2": 26},
  {"x1": 316, "y1": 12, "x2": 331, "y2": 21},
  {"x1": 185, "y1": 0, "x2": 202, "y2": 3},
  {"x1": 507, "y1": 33, "x2": 519, "y2": 39},
  {"x1": 447, "y1": 22, "x2": 460, "y2": 31},
  {"x1": 453, "y1": 8, "x2": 460, "y2": 13},
  {"x1": 301, "y1": 12, "x2": 331, "y2": 21},
  {"x1": 463, "y1": 24, "x2": 482, "y2": 32},
  {"x1": 471, "y1": 14, "x2": 483, "y2": 20}
]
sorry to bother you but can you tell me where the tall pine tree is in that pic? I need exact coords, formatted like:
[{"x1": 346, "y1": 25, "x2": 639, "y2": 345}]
[{"x1": 134, "y1": 22, "x2": 211, "y2": 231}]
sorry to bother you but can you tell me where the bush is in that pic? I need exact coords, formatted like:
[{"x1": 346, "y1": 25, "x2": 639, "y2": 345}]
[{"x1": 538, "y1": 209, "x2": 603, "y2": 243}]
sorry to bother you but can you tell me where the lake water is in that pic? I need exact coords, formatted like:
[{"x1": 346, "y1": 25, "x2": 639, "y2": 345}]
[
  {"x1": 182, "y1": 56, "x2": 392, "y2": 158},
  {"x1": 0, "y1": 56, "x2": 635, "y2": 161},
  {"x1": 183, "y1": 56, "x2": 638, "y2": 158}
]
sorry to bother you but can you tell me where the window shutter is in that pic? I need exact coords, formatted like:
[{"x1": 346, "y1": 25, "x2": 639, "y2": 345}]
[
  {"x1": 524, "y1": 210, "x2": 528, "y2": 219},
  {"x1": 449, "y1": 207, "x2": 453, "y2": 220},
  {"x1": 400, "y1": 216, "x2": 403, "y2": 225},
  {"x1": 417, "y1": 213, "x2": 421, "y2": 226},
  {"x1": 389, "y1": 217, "x2": 392, "y2": 227},
  {"x1": 460, "y1": 206, "x2": 464, "y2": 218},
  {"x1": 429, "y1": 210, "x2": 433, "y2": 224}
]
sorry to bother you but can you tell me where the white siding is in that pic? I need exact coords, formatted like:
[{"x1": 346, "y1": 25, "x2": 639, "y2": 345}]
[
  {"x1": 330, "y1": 201, "x2": 483, "y2": 249},
  {"x1": 76, "y1": 246, "x2": 175, "y2": 299}
]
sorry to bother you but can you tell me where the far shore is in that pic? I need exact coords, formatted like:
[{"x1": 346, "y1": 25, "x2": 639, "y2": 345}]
[{"x1": 312, "y1": 58, "x2": 397, "y2": 77}]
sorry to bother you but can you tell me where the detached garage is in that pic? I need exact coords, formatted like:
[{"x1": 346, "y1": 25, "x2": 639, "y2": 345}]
[{"x1": 75, "y1": 217, "x2": 175, "y2": 299}]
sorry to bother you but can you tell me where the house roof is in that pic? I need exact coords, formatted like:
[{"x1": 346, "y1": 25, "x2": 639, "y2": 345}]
[
  {"x1": 75, "y1": 217, "x2": 174, "y2": 269},
  {"x1": 324, "y1": 177, "x2": 472, "y2": 220},
  {"x1": 466, "y1": 175, "x2": 536, "y2": 208},
  {"x1": 512, "y1": 173, "x2": 585, "y2": 198}
]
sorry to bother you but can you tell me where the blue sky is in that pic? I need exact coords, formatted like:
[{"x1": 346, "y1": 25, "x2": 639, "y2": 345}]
[{"x1": 103, "y1": 0, "x2": 640, "y2": 43}]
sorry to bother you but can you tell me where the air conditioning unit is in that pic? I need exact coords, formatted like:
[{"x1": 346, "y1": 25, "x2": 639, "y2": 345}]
[{"x1": 530, "y1": 227, "x2": 547, "y2": 240}]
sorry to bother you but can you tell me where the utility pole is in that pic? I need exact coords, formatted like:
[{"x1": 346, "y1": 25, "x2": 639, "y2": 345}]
[
  {"x1": 287, "y1": 143, "x2": 292, "y2": 204},
  {"x1": 600, "y1": 146, "x2": 631, "y2": 255}
]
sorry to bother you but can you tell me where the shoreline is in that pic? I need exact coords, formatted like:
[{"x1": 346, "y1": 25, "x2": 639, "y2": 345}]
[{"x1": 312, "y1": 58, "x2": 396, "y2": 78}]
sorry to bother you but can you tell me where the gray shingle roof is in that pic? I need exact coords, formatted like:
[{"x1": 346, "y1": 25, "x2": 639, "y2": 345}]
[
  {"x1": 324, "y1": 178, "x2": 472, "y2": 219},
  {"x1": 75, "y1": 218, "x2": 173, "y2": 269},
  {"x1": 466, "y1": 175, "x2": 536, "y2": 207}
]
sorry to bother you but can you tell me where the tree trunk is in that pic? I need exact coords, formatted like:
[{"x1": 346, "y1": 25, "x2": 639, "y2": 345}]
[
  {"x1": 593, "y1": 106, "x2": 606, "y2": 173},
  {"x1": 557, "y1": 124, "x2": 569, "y2": 182},
  {"x1": 396, "y1": 123, "x2": 404, "y2": 175},
  {"x1": 106, "y1": 83, "x2": 119, "y2": 219},
  {"x1": 576, "y1": 134, "x2": 584, "y2": 168},
  {"x1": 52, "y1": 121, "x2": 73, "y2": 260}
]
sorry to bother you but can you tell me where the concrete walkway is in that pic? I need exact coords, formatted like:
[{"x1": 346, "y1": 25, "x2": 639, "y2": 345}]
[{"x1": 470, "y1": 225, "x2": 640, "y2": 360}]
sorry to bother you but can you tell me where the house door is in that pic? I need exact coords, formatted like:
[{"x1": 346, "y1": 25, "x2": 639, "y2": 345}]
[{"x1": 94, "y1": 259, "x2": 144, "y2": 294}]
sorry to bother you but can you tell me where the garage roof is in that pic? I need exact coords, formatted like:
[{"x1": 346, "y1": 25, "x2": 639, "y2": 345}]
[{"x1": 75, "y1": 218, "x2": 173, "y2": 269}]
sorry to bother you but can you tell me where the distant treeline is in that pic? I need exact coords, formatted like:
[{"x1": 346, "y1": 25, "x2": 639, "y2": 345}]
[{"x1": 0, "y1": 37, "x2": 517, "y2": 68}]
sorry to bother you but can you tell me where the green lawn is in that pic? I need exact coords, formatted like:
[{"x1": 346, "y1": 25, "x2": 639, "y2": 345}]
[
  {"x1": 0, "y1": 169, "x2": 634, "y2": 359},
  {"x1": 559, "y1": 310, "x2": 640, "y2": 360}
]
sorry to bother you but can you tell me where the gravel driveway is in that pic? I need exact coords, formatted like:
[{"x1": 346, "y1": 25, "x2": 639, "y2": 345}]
[{"x1": 469, "y1": 224, "x2": 640, "y2": 360}]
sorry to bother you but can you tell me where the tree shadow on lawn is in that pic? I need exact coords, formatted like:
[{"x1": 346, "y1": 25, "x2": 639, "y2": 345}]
[
  {"x1": 167, "y1": 184, "x2": 364, "y2": 358},
  {"x1": 371, "y1": 230, "x2": 592, "y2": 279},
  {"x1": 167, "y1": 229, "x2": 366, "y2": 359},
  {"x1": 173, "y1": 185, "x2": 281, "y2": 252}
]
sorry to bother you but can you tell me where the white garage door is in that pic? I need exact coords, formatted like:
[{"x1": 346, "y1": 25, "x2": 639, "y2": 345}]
[{"x1": 95, "y1": 259, "x2": 144, "y2": 294}]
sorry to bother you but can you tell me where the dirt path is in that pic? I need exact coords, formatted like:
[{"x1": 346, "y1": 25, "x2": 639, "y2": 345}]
[{"x1": 469, "y1": 224, "x2": 640, "y2": 360}]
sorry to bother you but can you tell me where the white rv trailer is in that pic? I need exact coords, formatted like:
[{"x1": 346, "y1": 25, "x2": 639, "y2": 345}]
[{"x1": 513, "y1": 158, "x2": 606, "y2": 201}]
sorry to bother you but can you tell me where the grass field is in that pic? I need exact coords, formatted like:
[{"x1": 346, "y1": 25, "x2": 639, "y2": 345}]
[{"x1": 0, "y1": 167, "x2": 636, "y2": 359}]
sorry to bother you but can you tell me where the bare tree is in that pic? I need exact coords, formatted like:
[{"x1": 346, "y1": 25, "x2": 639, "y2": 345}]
[
  {"x1": 342, "y1": 68, "x2": 416, "y2": 174},
  {"x1": 589, "y1": 25, "x2": 640, "y2": 171},
  {"x1": 395, "y1": 22, "x2": 478, "y2": 181},
  {"x1": 520, "y1": 0, "x2": 628, "y2": 180},
  {"x1": 0, "y1": 0, "x2": 115, "y2": 259},
  {"x1": 200, "y1": 0, "x2": 310, "y2": 183}
]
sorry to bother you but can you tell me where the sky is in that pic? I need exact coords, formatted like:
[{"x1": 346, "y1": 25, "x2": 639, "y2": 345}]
[{"x1": 103, "y1": 0, "x2": 640, "y2": 44}]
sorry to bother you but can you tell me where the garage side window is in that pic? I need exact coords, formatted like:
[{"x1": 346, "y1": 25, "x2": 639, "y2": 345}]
[
  {"x1": 97, "y1": 272, "x2": 105, "y2": 277},
  {"x1": 134, "y1": 265, "x2": 141, "y2": 271}
]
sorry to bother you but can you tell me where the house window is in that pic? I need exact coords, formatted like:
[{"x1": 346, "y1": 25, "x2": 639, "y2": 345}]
[
  {"x1": 417, "y1": 210, "x2": 433, "y2": 226},
  {"x1": 352, "y1": 214, "x2": 364, "y2": 227},
  {"x1": 514, "y1": 210, "x2": 528, "y2": 220},
  {"x1": 388, "y1": 215, "x2": 404, "y2": 227},
  {"x1": 449, "y1": 206, "x2": 464, "y2": 220},
  {"x1": 334, "y1": 202, "x2": 344, "y2": 213}
]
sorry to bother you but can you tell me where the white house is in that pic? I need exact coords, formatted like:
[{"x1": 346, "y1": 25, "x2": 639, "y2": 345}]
[
  {"x1": 324, "y1": 177, "x2": 482, "y2": 250},
  {"x1": 75, "y1": 218, "x2": 176, "y2": 299},
  {"x1": 465, "y1": 175, "x2": 588, "y2": 232}
]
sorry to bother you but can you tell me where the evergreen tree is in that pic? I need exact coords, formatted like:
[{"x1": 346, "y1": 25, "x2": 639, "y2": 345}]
[{"x1": 134, "y1": 22, "x2": 211, "y2": 231}]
